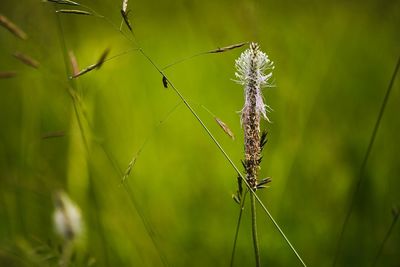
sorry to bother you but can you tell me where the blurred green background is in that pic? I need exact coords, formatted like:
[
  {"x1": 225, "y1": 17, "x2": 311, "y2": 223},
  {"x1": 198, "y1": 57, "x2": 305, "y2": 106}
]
[{"x1": 1, "y1": 0, "x2": 399, "y2": 266}]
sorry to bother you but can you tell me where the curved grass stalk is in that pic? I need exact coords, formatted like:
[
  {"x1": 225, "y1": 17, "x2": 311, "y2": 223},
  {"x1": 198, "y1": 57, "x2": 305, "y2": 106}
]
[
  {"x1": 371, "y1": 206, "x2": 399, "y2": 267},
  {"x1": 332, "y1": 56, "x2": 400, "y2": 267},
  {"x1": 230, "y1": 190, "x2": 248, "y2": 267},
  {"x1": 161, "y1": 42, "x2": 248, "y2": 71},
  {"x1": 54, "y1": 9, "x2": 111, "y2": 265}
]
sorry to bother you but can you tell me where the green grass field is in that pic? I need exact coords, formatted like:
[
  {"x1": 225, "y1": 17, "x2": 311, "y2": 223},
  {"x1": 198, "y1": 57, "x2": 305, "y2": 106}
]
[{"x1": 1, "y1": 0, "x2": 399, "y2": 266}]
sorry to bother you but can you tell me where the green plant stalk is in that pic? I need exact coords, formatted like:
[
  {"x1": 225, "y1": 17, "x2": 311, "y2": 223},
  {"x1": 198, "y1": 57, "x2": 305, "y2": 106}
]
[
  {"x1": 251, "y1": 193, "x2": 261, "y2": 267},
  {"x1": 54, "y1": 7, "x2": 110, "y2": 265},
  {"x1": 230, "y1": 190, "x2": 248, "y2": 267},
  {"x1": 372, "y1": 209, "x2": 399, "y2": 267},
  {"x1": 332, "y1": 56, "x2": 400, "y2": 267}
]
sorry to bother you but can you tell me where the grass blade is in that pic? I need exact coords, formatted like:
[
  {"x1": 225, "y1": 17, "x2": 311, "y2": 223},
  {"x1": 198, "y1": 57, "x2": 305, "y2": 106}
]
[{"x1": 371, "y1": 205, "x2": 399, "y2": 267}]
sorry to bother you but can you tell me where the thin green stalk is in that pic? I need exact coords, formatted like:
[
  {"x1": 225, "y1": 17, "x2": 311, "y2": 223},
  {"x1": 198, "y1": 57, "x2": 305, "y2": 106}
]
[
  {"x1": 230, "y1": 190, "x2": 248, "y2": 267},
  {"x1": 99, "y1": 143, "x2": 169, "y2": 267},
  {"x1": 54, "y1": 7, "x2": 110, "y2": 265},
  {"x1": 371, "y1": 208, "x2": 399, "y2": 267},
  {"x1": 332, "y1": 56, "x2": 400, "y2": 267},
  {"x1": 251, "y1": 193, "x2": 261, "y2": 267}
]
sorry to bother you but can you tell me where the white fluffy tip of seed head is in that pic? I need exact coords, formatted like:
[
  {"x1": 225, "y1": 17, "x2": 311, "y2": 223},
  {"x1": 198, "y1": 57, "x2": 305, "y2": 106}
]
[
  {"x1": 53, "y1": 191, "x2": 82, "y2": 240},
  {"x1": 234, "y1": 42, "x2": 275, "y2": 122}
]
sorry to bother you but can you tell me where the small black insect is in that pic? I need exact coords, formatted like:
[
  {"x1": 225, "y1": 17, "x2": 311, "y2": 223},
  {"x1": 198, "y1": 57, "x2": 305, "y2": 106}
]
[{"x1": 162, "y1": 76, "x2": 168, "y2": 88}]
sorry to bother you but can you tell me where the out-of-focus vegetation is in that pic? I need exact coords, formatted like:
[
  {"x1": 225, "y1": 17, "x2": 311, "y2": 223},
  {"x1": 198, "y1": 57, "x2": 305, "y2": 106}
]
[{"x1": 0, "y1": 0, "x2": 399, "y2": 266}]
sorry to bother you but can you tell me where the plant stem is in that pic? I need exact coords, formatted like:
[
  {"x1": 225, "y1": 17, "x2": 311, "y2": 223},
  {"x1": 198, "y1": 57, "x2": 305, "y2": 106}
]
[
  {"x1": 332, "y1": 56, "x2": 400, "y2": 267},
  {"x1": 251, "y1": 193, "x2": 261, "y2": 267},
  {"x1": 230, "y1": 190, "x2": 248, "y2": 267}
]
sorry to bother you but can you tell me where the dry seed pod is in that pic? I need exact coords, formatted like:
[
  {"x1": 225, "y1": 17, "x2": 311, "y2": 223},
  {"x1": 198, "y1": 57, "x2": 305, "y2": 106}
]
[{"x1": 0, "y1": 15, "x2": 28, "y2": 40}]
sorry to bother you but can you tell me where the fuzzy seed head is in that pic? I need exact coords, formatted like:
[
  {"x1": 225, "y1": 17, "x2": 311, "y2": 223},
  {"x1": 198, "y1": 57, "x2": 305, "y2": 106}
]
[
  {"x1": 234, "y1": 43, "x2": 274, "y2": 189},
  {"x1": 53, "y1": 191, "x2": 82, "y2": 241},
  {"x1": 235, "y1": 42, "x2": 274, "y2": 122}
]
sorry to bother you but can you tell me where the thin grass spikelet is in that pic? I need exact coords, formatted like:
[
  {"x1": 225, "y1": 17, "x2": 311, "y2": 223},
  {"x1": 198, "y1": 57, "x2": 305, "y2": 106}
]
[
  {"x1": 0, "y1": 14, "x2": 28, "y2": 40},
  {"x1": 68, "y1": 50, "x2": 79, "y2": 77},
  {"x1": 44, "y1": 0, "x2": 80, "y2": 6},
  {"x1": 55, "y1": 9, "x2": 92, "y2": 16},
  {"x1": 13, "y1": 52, "x2": 40, "y2": 69},
  {"x1": 120, "y1": 0, "x2": 133, "y2": 32},
  {"x1": 0, "y1": 71, "x2": 17, "y2": 78}
]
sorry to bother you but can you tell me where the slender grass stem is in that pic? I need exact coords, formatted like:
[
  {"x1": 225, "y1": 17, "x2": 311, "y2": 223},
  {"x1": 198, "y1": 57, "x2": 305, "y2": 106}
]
[
  {"x1": 251, "y1": 193, "x2": 261, "y2": 267},
  {"x1": 54, "y1": 7, "x2": 110, "y2": 265},
  {"x1": 332, "y1": 56, "x2": 400, "y2": 267},
  {"x1": 230, "y1": 190, "x2": 248, "y2": 267},
  {"x1": 371, "y1": 208, "x2": 400, "y2": 267}
]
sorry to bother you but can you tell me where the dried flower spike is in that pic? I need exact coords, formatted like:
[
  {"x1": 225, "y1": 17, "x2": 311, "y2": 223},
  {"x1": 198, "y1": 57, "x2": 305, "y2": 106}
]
[
  {"x1": 53, "y1": 191, "x2": 82, "y2": 241},
  {"x1": 235, "y1": 42, "x2": 274, "y2": 189}
]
